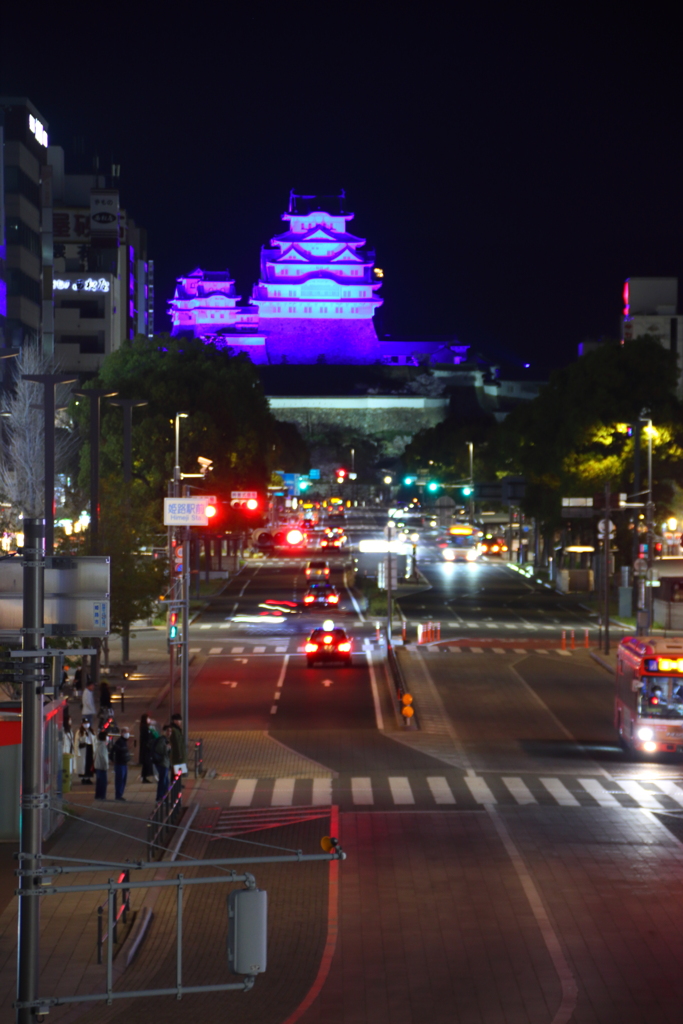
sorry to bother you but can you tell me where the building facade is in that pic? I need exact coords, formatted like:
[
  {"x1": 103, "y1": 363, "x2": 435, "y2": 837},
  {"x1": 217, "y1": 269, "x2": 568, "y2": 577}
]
[
  {"x1": 0, "y1": 97, "x2": 51, "y2": 352},
  {"x1": 48, "y1": 146, "x2": 153, "y2": 374},
  {"x1": 621, "y1": 277, "x2": 683, "y2": 393}
]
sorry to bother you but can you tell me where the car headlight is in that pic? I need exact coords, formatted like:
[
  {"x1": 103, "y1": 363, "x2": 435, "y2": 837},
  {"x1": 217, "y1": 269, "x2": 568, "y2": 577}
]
[
  {"x1": 637, "y1": 727, "x2": 654, "y2": 741},
  {"x1": 442, "y1": 549, "x2": 455, "y2": 561}
]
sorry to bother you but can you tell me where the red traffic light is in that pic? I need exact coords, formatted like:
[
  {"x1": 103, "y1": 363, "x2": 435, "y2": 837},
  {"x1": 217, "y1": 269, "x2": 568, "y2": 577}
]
[
  {"x1": 336, "y1": 469, "x2": 347, "y2": 478},
  {"x1": 205, "y1": 503, "x2": 217, "y2": 518},
  {"x1": 286, "y1": 529, "x2": 305, "y2": 546},
  {"x1": 246, "y1": 498, "x2": 258, "y2": 511}
]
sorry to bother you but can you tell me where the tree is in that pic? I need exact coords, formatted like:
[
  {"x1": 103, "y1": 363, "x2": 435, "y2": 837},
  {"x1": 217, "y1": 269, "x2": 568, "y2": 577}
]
[{"x1": 74, "y1": 334, "x2": 308, "y2": 503}]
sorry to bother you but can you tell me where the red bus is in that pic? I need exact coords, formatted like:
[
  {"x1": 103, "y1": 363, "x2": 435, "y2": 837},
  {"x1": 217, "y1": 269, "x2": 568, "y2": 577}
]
[{"x1": 615, "y1": 636, "x2": 683, "y2": 757}]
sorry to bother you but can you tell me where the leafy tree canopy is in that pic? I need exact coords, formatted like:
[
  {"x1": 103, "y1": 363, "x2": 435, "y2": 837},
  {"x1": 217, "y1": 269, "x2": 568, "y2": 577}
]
[{"x1": 74, "y1": 334, "x2": 308, "y2": 502}]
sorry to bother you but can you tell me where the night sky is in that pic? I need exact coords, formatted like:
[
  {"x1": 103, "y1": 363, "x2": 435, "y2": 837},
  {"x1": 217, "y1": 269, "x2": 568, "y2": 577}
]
[{"x1": 3, "y1": 5, "x2": 683, "y2": 373}]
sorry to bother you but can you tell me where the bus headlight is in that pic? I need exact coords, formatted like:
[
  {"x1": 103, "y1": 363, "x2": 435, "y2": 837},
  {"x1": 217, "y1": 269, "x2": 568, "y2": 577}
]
[
  {"x1": 442, "y1": 549, "x2": 455, "y2": 561},
  {"x1": 466, "y1": 549, "x2": 478, "y2": 561},
  {"x1": 643, "y1": 741, "x2": 658, "y2": 753},
  {"x1": 637, "y1": 727, "x2": 654, "y2": 741}
]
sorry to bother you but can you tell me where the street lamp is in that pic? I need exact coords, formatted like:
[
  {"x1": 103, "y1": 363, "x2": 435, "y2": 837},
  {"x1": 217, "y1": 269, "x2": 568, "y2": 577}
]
[
  {"x1": 174, "y1": 412, "x2": 189, "y2": 491},
  {"x1": 466, "y1": 441, "x2": 474, "y2": 522}
]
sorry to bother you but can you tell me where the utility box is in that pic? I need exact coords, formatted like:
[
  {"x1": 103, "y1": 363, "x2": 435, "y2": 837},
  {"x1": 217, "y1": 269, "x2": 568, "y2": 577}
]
[
  {"x1": 227, "y1": 889, "x2": 267, "y2": 976},
  {"x1": 618, "y1": 586, "x2": 633, "y2": 619}
]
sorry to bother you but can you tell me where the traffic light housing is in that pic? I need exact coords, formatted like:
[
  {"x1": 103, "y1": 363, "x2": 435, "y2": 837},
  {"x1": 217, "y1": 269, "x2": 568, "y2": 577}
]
[{"x1": 168, "y1": 610, "x2": 179, "y2": 643}]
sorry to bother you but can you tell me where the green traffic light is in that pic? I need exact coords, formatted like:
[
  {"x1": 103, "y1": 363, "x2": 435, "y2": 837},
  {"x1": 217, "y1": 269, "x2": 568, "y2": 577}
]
[
  {"x1": 403, "y1": 475, "x2": 416, "y2": 486},
  {"x1": 462, "y1": 486, "x2": 473, "y2": 496},
  {"x1": 427, "y1": 481, "x2": 439, "y2": 492}
]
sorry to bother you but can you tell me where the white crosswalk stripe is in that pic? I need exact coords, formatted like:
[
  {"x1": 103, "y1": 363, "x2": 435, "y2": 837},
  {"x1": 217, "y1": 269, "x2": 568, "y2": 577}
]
[
  {"x1": 578, "y1": 778, "x2": 621, "y2": 807},
  {"x1": 253, "y1": 646, "x2": 266, "y2": 653},
  {"x1": 427, "y1": 777, "x2": 456, "y2": 804},
  {"x1": 465, "y1": 777, "x2": 496, "y2": 804},
  {"x1": 617, "y1": 780, "x2": 663, "y2": 809},
  {"x1": 652, "y1": 780, "x2": 683, "y2": 806},
  {"x1": 388, "y1": 777, "x2": 415, "y2": 805},
  {"x1": 209, "y1": 647, "x2": 222, "y2": 654},
  {"x1": 230, "y1": 779, "x2": 257, "y2": 807},
  {"x1": 502, "y1": 777, "x2": 537, "y2": 804},
  {"x1": 351, "y1": 778, "x2": 374, "y2": 805},
  {"x1": 231, "y1": 647, "x2": 244, "y2": 653},
  {"x1": 541, "y1": 778, "x2": 579, "y2": 805},
  {"x1": 271, "y1": 778, "x2": 296, "y2": 806},
  {"x1": 312, "y1": 778, "x2": 333, "y2": 805}
]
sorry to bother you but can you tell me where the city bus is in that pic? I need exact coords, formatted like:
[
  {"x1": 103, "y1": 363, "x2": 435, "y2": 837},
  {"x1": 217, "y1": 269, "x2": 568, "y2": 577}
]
[
  {"x1": 615, "y1": 636, "x2": 683, "y2": 757},
  {"x1": 439, "y1": 524, "x2": 483, "y2": 563}
]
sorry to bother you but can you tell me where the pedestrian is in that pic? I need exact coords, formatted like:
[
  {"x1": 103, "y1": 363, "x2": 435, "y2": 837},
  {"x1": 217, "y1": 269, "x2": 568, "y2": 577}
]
[
  {"x1": 94, "y1": 730, "x2": 110, "y2": 800},
  {"x1": 170, "y1": 714, "x2": 186, "y2": 770},
  {"x1": 139, "y1": 714, "x2": 154, "y2": 783},
  {"x1": 153, "y1": 725, "x2": 172, "y2": 802},
  {"x1": 81, "y1": 681, "x2": 96, "y2": 725},
  {"x1": 62, "y1": 711, "x2": 75, "y2": 793},
  {"x1": 76, "y1": 721, "x2": 94, "y2": 784},
  {"x1": 100, "y1": 678, "x2": 113, "y2": 714},
  {"x1": 73, "y1": 665, "x2": 83, "y2": 696},
  {"x1": 111, "y1": 728, "x2": 131, "y2": 801},
  {"x1": 60, "y1": 665, "x2": 69, "y2": 694}
]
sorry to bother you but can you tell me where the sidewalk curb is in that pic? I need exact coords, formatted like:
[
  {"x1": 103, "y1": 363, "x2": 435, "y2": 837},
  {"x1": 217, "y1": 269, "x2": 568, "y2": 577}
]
[{"x1": 590, "y1": 651, "x2": 614, "y2": 674}]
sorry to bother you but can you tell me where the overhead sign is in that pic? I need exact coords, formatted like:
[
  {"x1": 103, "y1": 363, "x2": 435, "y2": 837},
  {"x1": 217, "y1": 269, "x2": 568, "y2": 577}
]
[
  {"x1": 164, "y1": 498, "x2": 215, "y2": 526},
  {"x1": 231, "y1": 491, "x2": 258, "y2": 500}
]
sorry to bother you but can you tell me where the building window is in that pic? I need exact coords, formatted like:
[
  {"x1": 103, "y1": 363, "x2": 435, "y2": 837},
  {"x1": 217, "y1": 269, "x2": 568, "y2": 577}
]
[
  {"x1": 6, "y1": 218, "x2": 41, "y2": 257},
  {"x1": 59, "y1": 333, "x2": 106, "y2": 355},
  {"x1": 5, "y1": 267, "x2": 41, "y2": 306},
  {"x1": 3, "y1": 165, "x2": 40, "y2": 209}
]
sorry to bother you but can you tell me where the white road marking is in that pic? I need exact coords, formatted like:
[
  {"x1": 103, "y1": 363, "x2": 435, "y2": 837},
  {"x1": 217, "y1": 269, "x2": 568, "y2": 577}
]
[
  {"x1": 540, "y1": 778, "x2": 579, "y2": 806},
  {"x1": 365, "y1": 648, "x2": 384, "y2": 730},
  {"x1": 492, "y1": 648, "x2": 505, "y2": 654},
  {"x1": 322, "y1": 679, "x2": 333, "y2": 687},
  {"x1": 513, "y1": 649, "x2": 526, "y2": 654},
  {"x1": 652, "y1": 780, "x2": 683, "y2": 807},
  {"x1": 275, "y1": 645, "x2": 287, "y2": 653},
  {"x1": 189, "y1": 647, "x2": 200, "y2": 653},
  {"x1": 209, "y1": 647, "x2": 222, "y2": 654},
  {"x1": 578, "y1": 778, "x2": 620, "y2": 807},
  {"x1": 200, "y1": 625, "x2": 211, "y2": 630},
  {"x1": 220, "y1": 681, "x2": 238, "y2": 687},
  {"x1": 465, "y1": 777, "x2": 497, "y2": 804},
  {"x1": 230, "y1": 779, "x2": 257, "y2": 807},
  {"x1": 271, "y1": 778, "x2": 296, "y2": 806},
  {"x1": 618, "y1": 780, "x2": 663, "y2": 808},
  {"x1": 239, "y1": 579, "x2": 251, "y2": 596},
  {"x1": 502, "y1": 777, "x2": 537, "y2": 804},
  {"x1": 312, "y1": 778, "x2": 332, "y2": 805},
  {"x1": 253, "y1": 646, "x2": 266, "y2": 653},
  {"x1": 351, "y1": 777, "x2": 374, "y2": 805},
  {"x1": 427, "y1": 777, "x2": 456, "y2": 804},
  {"x1": 470, "y1": 647, "x2": 484, "y2": 654},
  {"x1": 557, "y1": 650, "x2": 572, "y2": 657},
  {"x1": 231, "y1": 647, "x2": 244, "y2": 653},
  {"x1": 389, "y1": 777, "x2": 415, "y2": 804},
  {"x1": 275, "y1": 654, "x2": 289, "y2": 689},
  {"x1": 270, "y1": 705, "x2": 278, "y2": 714},
  {"x1": 274, "y1": 691, "x2": 281, "y2": 699}
]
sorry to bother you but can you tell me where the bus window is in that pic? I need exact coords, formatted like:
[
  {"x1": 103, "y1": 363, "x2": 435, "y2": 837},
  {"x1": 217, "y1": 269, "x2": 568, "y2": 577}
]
[{"x1": 639, "y1": 678, "x2": 683, "y2": 719}]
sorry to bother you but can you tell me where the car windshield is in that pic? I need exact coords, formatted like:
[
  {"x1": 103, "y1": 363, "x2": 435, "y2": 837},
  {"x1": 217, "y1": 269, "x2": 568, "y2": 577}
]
[
  {"x1": 638, "y1": 677, "x2": 683, "y2": 719},
  {"x1": 308, "y1": 561, "x2": 327, "y2": 569}
]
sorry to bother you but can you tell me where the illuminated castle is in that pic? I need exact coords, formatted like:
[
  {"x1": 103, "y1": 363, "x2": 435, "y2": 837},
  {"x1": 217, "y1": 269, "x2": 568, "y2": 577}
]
[
  {"x1": 170, "y1": 193, "x2": 384, "y2": 364},
  {"x1": 250, "y1": 192, "x2": 383, "y2": 363}
]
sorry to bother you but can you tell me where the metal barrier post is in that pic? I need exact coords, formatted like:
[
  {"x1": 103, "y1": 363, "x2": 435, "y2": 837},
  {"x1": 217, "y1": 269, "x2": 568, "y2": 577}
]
[
  {"x1": 561, "y1": 630, "x2": 566, "y2": 650},
  {"x1": 97, "y1": 907, "x2": 103, "y2": 965},
  {"x1": 584, "y1": 628, "x2": 590, "y2": 648},
  {"x1": 570, "y1": 629, "x2": 575, "y2": 650}
]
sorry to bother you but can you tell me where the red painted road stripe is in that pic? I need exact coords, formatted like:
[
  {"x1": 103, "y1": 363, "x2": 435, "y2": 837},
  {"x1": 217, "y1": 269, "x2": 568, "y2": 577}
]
[{"x1": 282, "y1": 805, "x2": 340, "y2": 1024}]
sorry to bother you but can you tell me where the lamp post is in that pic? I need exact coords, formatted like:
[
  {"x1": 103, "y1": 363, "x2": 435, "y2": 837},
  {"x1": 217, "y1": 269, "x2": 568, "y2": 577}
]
[
  {"x1": 73, "y1": 388, "x2": 119, "y2": 555},
  {"x1": 108, "y1": 398, "x2": 148, "y2": 484},
  {"x1": 174, "y1": 412, "x2": 189, "y2": 494},
  {"x1": 22, "y1": 373, "x2": 78, "y2": 555},
  {"x1": 466, "y1": 441, "x2": 474, "y2": 522},
  {"x1": 645, "y1": 415, "x2": 655, "y2": 633}
]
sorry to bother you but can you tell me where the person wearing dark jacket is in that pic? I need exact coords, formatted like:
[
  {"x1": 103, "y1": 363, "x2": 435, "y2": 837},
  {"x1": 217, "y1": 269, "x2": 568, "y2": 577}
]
[
  {"x1": 100, "y1": 679, "x2": 113, "y2": 713},
  {"x1": 153, "y1": 726, "x2": 172, "y2": 802},
  {"x1": 170, "y1": 714, "x2": 186, "y2": 768},
  {"x1": 139, "y1": 714, "x2": 154, "y2": 783},
  {"x1": 111, "y1": 729, "x2": 132, "y2": 801}
]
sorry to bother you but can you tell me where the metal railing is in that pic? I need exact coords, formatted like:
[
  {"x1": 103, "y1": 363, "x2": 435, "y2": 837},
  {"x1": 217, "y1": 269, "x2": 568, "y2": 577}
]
[
  {"x1": 193, "y1": 738, "x2": 203, "y2": 778},
  {"x1": 96, "y1": 870, "x2": 130, "y2": 964},
  {"x1": 146, "y1": 773, "x2": 182, "y2": 861}
]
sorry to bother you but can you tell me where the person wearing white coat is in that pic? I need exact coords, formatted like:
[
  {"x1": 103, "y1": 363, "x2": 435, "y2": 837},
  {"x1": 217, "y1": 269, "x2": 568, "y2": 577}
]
[{"x1": 76, "y1": 722, "x2": 94, "y2": 784}]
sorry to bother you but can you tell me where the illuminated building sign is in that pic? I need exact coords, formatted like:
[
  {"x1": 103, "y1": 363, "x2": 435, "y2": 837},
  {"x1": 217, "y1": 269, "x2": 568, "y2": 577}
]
[
  {"x1": 28, "y1": 114, "x2": 48, "y2": 147},
  {"x1": 54, "y1": 278, "x2": 110, "y2": 293}
]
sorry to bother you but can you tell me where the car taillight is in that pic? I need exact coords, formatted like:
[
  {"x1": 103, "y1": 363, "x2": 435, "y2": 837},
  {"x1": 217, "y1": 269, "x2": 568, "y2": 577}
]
[
  {"x1": 305, "y1": 642, "x2": 318, "y2": 653},
  {"x1": 328, "y1": 594, "x2": 339, "y2": 603},
  {"x1": 304, "y1": 595, "x2": 315, "y2": 604},
  {"x1": 323, "y1": 635, "x2": 333, "y2": 644},
  {"x1": 338, "y1": 642, "x2": 351, "y2": 652}
]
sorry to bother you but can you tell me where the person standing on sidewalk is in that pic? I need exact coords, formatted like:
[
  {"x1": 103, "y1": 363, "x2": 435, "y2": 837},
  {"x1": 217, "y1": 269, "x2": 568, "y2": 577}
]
[
  {"x1": 139, "y1": 714, "x2": 154, "y2": 783},
  {"x1": 153, "y1": 725, "x2": 172, "y2": 802},
  {"x1": 81, "y1": 681, "x2": 97, "y2": 725},
  {"x1": 111, "y1": 728, "x2": 131, "y2": 801},
  {"x1": 77, "y1": 721, "x2": 94, "y2": 784},
  {"x1": 94, "y1": 730, "x2": 110, "y2": 801},
  {"x1": 62, "y1": 711, "x2": 75, "y2": 793},
  {"x1": 170, "y1": 714, "x2": 186, "y2": 770}
]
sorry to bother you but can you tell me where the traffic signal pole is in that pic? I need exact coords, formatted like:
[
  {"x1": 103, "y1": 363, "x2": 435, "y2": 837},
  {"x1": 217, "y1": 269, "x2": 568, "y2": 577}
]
[
  {"x1": 182, "y1": 513, "x2": 190, "y2": 749},
  {"x1": 604, "y1": 481, "x2": 611, "y2": 656},
  {"x1": 17, "y1": 518, "x2": 46, "y2": 1024}
]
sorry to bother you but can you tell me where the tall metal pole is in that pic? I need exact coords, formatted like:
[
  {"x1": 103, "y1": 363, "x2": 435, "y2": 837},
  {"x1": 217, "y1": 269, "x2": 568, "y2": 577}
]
[
  {"x1": 604, "y1": 481, "x2": 611, "y2": 655},
  {"x1": 23, "y1": 374, "x2": 77, "y2": 556},
  {"x1": 386, "y1": 522, "x2": 393, "y2": 643},
  {"x1": 17, "y1": 518, "x2": 46, "y2": 1024},
  {"x1": 646, "y1": 420, "x2": 654, "y2": 632},
  {"x1": 74, "y1": 389, "x2": 118, "y2": 554},
  {"x1": 182, "y1": 487, "x2": 191, "y2": 748},
  {"x1": 467, "y1": 441, "x2": 474, "y2": 522},
  {"x1": 108, "y1": 398, "x2": 147, "y2": 484}
]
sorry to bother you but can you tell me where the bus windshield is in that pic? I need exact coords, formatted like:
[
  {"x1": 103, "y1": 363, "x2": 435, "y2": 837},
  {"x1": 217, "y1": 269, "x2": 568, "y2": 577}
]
[{"x1": 638, "y1": 677, "x2": 683, "y2": 719}]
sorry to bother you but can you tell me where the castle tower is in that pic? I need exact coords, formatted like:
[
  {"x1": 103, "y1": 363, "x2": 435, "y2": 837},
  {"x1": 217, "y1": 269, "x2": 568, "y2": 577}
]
[{"x1": 251, "y1": 192, "x2": 383, "y2": 363}]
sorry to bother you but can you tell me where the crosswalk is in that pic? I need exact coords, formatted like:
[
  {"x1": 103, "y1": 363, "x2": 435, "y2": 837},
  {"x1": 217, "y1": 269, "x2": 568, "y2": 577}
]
[
  {"x1": 206, "y1": 773, "x2": 683, "y2": 812},
  {"x1": 190, "y1": 643, "x2": 297, "y2": 655}
]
